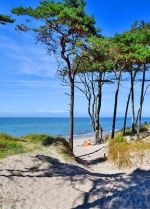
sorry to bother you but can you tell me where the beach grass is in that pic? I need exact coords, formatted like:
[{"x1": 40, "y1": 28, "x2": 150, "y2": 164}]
[
  {"x1": 108, "y1": 136, "x2": 150, "y2": 168},
  {"x1": 0, "y1": 133, "x2": 72, "y2": 160},
  {"x1": 108, "y1": 123, "x2": 150, "y2": 168},
  {"x1": 0, "y1": 133, "x2": 24, "y2": 159}
]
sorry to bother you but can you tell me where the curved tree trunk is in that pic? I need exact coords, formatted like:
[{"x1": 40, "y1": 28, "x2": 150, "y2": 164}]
[
  {"x1": 137, "y1": 65, "x2": 146, "y2": 138},
  {"x1": 111, "y1": 71, "x2": 122, "y2": 139},
  {"x1": 95, "y1": 73, "x2": 103, "y2": 144},
  {"x1": 69, "y1": 79, "x2": 74, "y2": 153},
  {"x1": 123, "y1": 87, "x2": 131, "y2": 136},
  {"x1": 130, "y1": 71, "x2": 135, "y2": 135}
]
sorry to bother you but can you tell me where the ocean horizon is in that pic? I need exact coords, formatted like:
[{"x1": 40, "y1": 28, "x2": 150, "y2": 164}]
[{"x1": 0, "y1": 117, "x2": 150, "y2": 138}]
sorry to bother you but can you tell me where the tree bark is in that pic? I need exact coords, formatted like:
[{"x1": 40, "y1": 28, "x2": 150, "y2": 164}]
[
  {"x1": 137, "y1": 65, "x2": 146, "y2": 138},
  {"x1": 77, "y1": 72, "x2": 104, "y2": 144},
  {"x1": 130, "y1": 71, "x2": 135, "y2": 135},
  {"x1": 69, "y1": 79, "x2": 74, "y2": 153},
  {"x1": 95, "y1": 73, "x2": 103, "y2": 144},
  {"x1": 111, "y1": 71, "x2": 122, "y2": 139},
  {"x1": 60, "y1": 35, "x2": 75, "y2": 153},
  {"x1": 123, "y1": 71, "x2": 136, "y2": 135},
  {"x1": 123, "y1": 87, "x2": 131, "y2": 136}
]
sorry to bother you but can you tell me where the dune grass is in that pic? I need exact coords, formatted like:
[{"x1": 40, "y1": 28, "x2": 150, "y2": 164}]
[
  {"x1": 0, "y1": 133, "x2": 24, "y2": 159},
  {"x1": 114, "y1": 123, "x2": 150, "y2": 137},
  {"x1": 108, "y1": 135, "x2": 150, "y2": 168},
  {"x1": 0, "y1": 133, "x2": 72, "y2": 160}
]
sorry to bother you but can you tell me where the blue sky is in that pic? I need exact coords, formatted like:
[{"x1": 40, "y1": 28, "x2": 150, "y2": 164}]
[{"x1": 0, "y1": 0, "x2": 150, "y2": 117}]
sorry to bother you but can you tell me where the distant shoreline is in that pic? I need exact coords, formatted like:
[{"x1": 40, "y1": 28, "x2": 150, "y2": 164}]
[{"x1": 0, "y1": 117, "x2": 150, "y2": 138}]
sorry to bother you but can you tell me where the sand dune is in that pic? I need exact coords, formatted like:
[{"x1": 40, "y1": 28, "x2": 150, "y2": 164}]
[{"x1": 0, "y1": 140, "x2": 150, "y2": 209}]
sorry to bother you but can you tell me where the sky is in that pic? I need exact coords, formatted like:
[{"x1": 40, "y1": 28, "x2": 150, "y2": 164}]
[{"x1": 0, "y1": 0, "x2": 150, "y2": 117}]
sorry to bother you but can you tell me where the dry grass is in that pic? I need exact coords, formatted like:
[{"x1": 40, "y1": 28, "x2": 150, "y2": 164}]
[{"x1": 108, "y1": 136, "x2": 150, "y2": 168}]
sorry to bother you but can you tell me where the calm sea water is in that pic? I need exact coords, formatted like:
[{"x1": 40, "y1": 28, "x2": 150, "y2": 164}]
[{"x1": 0, "y1": 117, "x2": 150, "y2": 137}]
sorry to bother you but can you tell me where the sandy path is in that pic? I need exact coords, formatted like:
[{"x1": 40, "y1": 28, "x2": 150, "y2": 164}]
[{"x1": 0, "y1": 141, "x2": 150, "y2": 209}]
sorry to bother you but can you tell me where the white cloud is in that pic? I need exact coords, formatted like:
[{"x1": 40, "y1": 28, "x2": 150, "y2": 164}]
[
  {"x1": 0, "y1": 34, "x2": 58, "y2": 78},
  {"x1": 37, "y1": 110, "x2": 67, "y2": 113},
  {"x1": 0, "y1": 80, "x2": 67, "y2": 90}
]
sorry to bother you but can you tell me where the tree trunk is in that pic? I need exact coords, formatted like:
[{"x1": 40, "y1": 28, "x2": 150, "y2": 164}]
[
  {"x1": 111, "y1": 71, "x2": 122, "y2": 139},
  {"x1": 95, "y1": 73, "x2": 103, "y2": 144},
  {"x1": 88, "y1": 97, "x2": 95, "y2": 133},
  {"x1": 137, "y1": 65, "x2": 146, "y2": 138},
  {"x1": 123, "y1": 88, "x2": 131, "y2": 136},
  {"x1": 69, "y1": 79, "x2": 74, "y2": 153},
  {"x1": 130, "y1": 71, "x2": 135, "y2": 135}
]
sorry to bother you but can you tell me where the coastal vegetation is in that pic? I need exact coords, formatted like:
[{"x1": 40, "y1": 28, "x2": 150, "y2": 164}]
[
  {"x1": 10, "y1": 0, "x2": 150, "y2": 152},
  {"x1": 108, "y1": 138, "x2": 150, "y2": 168},
  {"x1": 108, "y1": 123, "x2": 150, "y2": 168},
  {"x1": 1, "y1": 1, "x2": 150, "y2": 208},
  {"x1": 0, "y1": 133, "x2": 72, "y2": 160},
  {"x1": 12, "y1": 0, "x2": 97, "y2": 153}
]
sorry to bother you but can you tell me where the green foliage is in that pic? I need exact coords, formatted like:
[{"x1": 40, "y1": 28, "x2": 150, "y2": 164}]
[
  {"x1": 0, "y1": 133, "x2": 24, "y2": 159},
  {"x1": 12, "y1": 0, "x2": 97, "y2": 55},
  {"x1": 114, "y1": 135, "x2": 124, "y2": 143},
  {"x1": 124, "y1": 128, "x2": 136, "y2": 136},
  {"x1": 0, "y1": 14, "x2": 15, "y2": 25},
  {"x1": 0, "y1": 133, "x2": 72, "y2": 160},
  {"x1": 140, "y1": 126, "x2": 149, "y2": 132},
  {"x1": 22, "y1": 134, "x2": 72, "y2": 159},
  {"x1": 22, "y1": 134, "x2": 70, "y2": 149},
  {"x1": 65, "y1": 0, "x2": 86, "y2": 8},
  {"x1": 22, "y1": 134, "x2": 50, "y2": 143},
  {"x1": 0, "y1": 133, "x2": 17, "y2": 141},
  {"x1": 113, "y1": 21, "x2": 150, "y2": 66},
  {"x1": 76, "y1": 36, "x2": 115, "y2": 74},
  {"x1": 123, "y1": 125, "x2": 148, "y2": 136}
]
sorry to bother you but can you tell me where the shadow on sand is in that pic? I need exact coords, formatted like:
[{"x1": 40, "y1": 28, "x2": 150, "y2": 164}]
[{"x1": 0, "y1": 155, "x2": 150, "y2": 209}]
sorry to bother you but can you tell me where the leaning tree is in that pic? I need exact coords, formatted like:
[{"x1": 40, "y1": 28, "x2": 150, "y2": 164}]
[
  {"x1": 114, "y1": 21, "x2": 150, "y2": 137},
  {"x1": 12, "y1": 0, "x2": 97, "y2": 153},
  {"x1": 75, "y1": 36, "x2": 114, "y2": 144},
  {"x1": 132, "y1": 22, "x2": 150, "y2": 137},
  {"x1": 109, "y1": 37, "x2": 127, "y2": 139}
]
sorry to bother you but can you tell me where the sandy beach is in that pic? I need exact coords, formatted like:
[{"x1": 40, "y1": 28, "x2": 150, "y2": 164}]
[{"x1": 0, "y1": 137, "x2": 150, "y2": 209}]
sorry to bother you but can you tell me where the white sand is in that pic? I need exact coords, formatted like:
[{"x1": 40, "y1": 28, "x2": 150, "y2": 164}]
[{"x1": 0, "y1": 138, "x2": 150, "y2": 209}]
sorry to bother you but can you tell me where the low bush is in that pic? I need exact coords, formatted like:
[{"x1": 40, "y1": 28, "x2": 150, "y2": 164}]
[
  {"x1": 114, "y1": 135, "x2": 124, "y2": 143},
  {"x1": 0, "y1": 139, "x2": 24, "y2": 159},
  {"x1": 0, "y1": 133, "x2": 72, "y2": 160},
  {"x1": 22, "y1": 134, "x2": 50, "y2": 143},
  {"x1": 0, "y1": 132, "x2": 18, "y2": 141},
  {"x1": 22, "y1": 134, "x2": 70, "y2": 149}
]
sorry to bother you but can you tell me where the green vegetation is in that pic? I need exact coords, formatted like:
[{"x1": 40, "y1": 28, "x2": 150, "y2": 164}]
[
  {"x1": 11, "y1": 0, "x2": 150, "y2": 148},
  {"x1": 0, "y1": 133, "x2": 72, "y2": 160},
  {"x1": 0, "y1": 14, "x2": 15, "y2": 24},
  {"x1": 123, "y1": 126, "x2": 148, "y2": 136},
  {"x1": 108, "y1": 136, "x2": 150, "y2": 169},
  {"x1": 12, "y1": 0, "x2": 97, "y2": 152},
  {"x1": 112, "y1": 123, "x2": 150, "y2": 138},
  {"x1": 0, "y1": 133, "x2": 24, "y2": 159}
]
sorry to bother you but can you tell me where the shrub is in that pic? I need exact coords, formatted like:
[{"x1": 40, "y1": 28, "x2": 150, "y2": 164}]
[
  {"x1": 22, "y1": 134, "x2": 50, "y2": 143},
  {"x1": 23, "y1": 134, "x2": 69, "y2": 146},
  {"x1": 0, "y1": 133, "x2": 72, "y2": 160},
  {"x1": 114, "y1": 136, "x2": 124, "y2": 143},
  {"x1": 0, "y1": 132, "x2": 18, "y2": 141},
  {"x1": 22, "y1": 134, "x2": 71, "y2": 151},
  {"x1": 0, "y1": 140, "x2": 24, "y2": 159}
]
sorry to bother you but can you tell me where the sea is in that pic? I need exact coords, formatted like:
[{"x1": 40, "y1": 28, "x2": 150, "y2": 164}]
[{"x1": 0, "y1": 117, "x2": 150, "y2": 138}]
